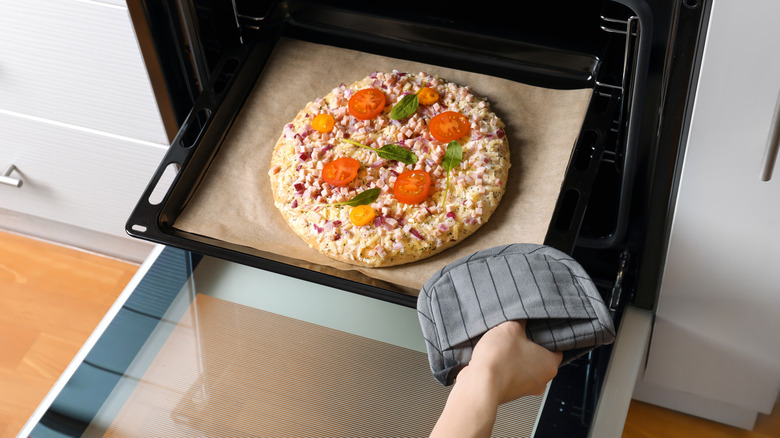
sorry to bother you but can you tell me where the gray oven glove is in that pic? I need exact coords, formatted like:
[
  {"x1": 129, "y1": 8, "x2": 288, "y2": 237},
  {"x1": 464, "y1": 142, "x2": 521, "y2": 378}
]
[{"x1": 417, "y1": 243, "x2": 616, "y2": 386}]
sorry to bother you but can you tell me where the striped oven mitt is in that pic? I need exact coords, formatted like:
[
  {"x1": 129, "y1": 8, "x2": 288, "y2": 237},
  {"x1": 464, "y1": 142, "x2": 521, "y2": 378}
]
[{"x1": 417, "y1": 243, "x2": 616, "y2": 386}]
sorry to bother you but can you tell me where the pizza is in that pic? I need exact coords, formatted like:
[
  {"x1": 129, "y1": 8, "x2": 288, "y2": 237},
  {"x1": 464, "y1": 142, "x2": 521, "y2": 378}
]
[{"x1": 268, "y1": 71, "x2": 510, "y2": 267}]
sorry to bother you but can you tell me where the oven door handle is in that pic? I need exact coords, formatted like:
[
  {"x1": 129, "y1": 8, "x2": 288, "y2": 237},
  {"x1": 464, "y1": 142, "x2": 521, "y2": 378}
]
[{"x1": 760, "y1": 87, "x2": 780, "y2": 181}]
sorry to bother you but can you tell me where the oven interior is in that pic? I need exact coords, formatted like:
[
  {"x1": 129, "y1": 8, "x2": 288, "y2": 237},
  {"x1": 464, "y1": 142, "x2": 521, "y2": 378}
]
[
  {"x1": 125, "y1": 0, "x2": 708, "y2": 434},
  {"x1": 128, "y1": 0, "x2": 645, "y2": 305}
]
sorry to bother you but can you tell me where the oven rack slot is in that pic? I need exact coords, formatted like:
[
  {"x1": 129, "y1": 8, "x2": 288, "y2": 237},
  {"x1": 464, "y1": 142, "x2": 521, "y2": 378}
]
[
  {"x1": 598, "y1": 15, "x2": 639, "y2": 92},
  {"x1": 575, "y1": 6, "x2": 643, "y2": 250},
  {"x1": 596, "y1": 12, "x2": 639, "y2": 171}
]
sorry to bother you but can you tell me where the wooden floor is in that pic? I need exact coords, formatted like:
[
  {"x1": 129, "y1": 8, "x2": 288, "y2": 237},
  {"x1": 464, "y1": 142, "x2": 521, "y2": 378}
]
[
  {"x1": 0, "y1": 229, "x2": 777, "y2": 438},
  {"x1": 0, "y1": 230, "x2": 137, "y2": 438},
  {"x1": 624, "y1": 399, "x2": 779, "y2": 438}
]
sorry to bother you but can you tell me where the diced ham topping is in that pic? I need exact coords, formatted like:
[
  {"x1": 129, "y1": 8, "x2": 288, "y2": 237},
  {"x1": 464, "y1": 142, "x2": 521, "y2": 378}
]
[{"x1": 271, "y1": 70, "x2": 507, "y2": 261}]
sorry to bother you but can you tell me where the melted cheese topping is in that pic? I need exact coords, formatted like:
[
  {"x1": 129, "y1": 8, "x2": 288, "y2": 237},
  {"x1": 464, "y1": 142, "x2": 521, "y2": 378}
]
[{"x1": 269, "y1": 71, "x2": 510, "y2": 267}]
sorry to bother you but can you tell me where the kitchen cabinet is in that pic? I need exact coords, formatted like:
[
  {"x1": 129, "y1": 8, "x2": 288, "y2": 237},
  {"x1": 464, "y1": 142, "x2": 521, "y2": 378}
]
[
  {"x1": 0, "y1": 0, "x2": 168, "y2": 261},
  {"x1": 632, "y1": 0, "x2": 780, "y2": 429}
]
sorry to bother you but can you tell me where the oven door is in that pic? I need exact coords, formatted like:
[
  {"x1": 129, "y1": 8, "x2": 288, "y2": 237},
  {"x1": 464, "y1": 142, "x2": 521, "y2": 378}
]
[{"x1": 20, "y1": 247, "x2": 559, "y2": 437}]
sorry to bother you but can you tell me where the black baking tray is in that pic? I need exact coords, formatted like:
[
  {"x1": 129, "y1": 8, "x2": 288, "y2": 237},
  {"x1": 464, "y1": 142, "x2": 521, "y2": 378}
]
[{"x1": 126, "y1": 4, "x2": 621, "y2": 307}]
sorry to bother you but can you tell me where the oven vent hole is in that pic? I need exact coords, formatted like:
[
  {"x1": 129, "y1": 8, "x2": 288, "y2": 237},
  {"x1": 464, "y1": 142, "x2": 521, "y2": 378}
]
[
  {"x1": 574, "y1": 130, "x2": 599, "y2": 170},
  {"x1": 179, "y1": 108, "x2": 211, "y2": 148},
  {"x1": 213, "y1": 57, "x2": 240, "y2": 94},
  {"x1": 148, "y1": 162, "x2": 180, "y2": 206},
  {"x1": 554, "y1": 188, "x2": 580, "y2": 233}
]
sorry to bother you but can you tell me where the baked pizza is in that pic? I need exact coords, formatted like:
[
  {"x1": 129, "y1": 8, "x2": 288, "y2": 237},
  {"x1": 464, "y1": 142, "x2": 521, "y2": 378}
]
[{"x1": 268, "y1": 71, "x2": 510, "y2": 267}]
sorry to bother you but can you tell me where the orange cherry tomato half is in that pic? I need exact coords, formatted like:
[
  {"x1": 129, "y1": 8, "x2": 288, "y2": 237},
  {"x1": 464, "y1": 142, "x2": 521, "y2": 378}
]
[
  {"x1": 348, "y1": 88, "x2": 386, "y2": 120},
  {"x1": 312, "y1": 113, "x2": 335, "y2": 133},
  {"x1": 321, "y1": 156, "x2": 360, "y2": 187},
  {"x1": 349, "y1": 205, "x2": 376, "y2": 226},
  {"x1": 418, "y1": 87, "x2": 439, "y2": 105},
  {"x1": 393, "y1": 170, "x2": 432, "y2": 204},
  {"x1": 429, "y1": 111, "x2": 471, "y2": 142}
]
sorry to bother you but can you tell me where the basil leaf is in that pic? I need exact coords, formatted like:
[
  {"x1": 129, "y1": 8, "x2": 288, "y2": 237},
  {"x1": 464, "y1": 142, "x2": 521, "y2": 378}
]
[
  {"x1": 330, "y1": 188, "x2": 381, "y2": 207},
  {"x1": 377, "y1": 144, "x2": 418, "y2": 165},
  {"x1": 341, "y1": 138, "x2": 370, "y2": 149},
  {"x1": 442, "y1": 141, "x2": 463, "y2": 171},
  {"x1": 341, "y1": 138, "x2": 417, "y2": 165},
  {"x1": 390, "y1": 93, "x2": 419, "y2": 120},
  {"x1": 441, "y1": 141, "x2": 463, "y2": 208}
]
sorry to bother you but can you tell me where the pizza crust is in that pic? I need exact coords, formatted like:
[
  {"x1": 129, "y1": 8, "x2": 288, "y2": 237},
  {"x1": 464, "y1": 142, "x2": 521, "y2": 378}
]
[{"x1": 268, "y1": 71, "x2": 510, "y2": 267}]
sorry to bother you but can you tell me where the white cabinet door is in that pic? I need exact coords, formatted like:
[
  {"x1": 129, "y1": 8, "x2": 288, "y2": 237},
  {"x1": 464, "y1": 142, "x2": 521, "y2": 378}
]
[
  {"x1": 635, "y1": 0, "x2": 780, "y2": 429},
  {"x1": 0, "y1": 111, "x2": 167, "y2": 239},
  {"x1": 0, "y1": 0, "x2": 167, "y2": 144}
]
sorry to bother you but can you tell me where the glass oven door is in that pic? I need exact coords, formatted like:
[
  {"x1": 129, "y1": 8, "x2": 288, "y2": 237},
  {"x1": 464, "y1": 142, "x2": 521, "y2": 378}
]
[{"x1": 21, "y1": 246, "x2": 549, "y2": 437}]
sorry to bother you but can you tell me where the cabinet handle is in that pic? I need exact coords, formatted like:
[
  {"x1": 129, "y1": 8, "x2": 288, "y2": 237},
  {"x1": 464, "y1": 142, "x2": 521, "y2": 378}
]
[
  {"x1": 0, "y1": 164, "x2": 23, "y2": 188},
  {"x1": 761, "y1": 88, "x2": 780, "y2": 181}
]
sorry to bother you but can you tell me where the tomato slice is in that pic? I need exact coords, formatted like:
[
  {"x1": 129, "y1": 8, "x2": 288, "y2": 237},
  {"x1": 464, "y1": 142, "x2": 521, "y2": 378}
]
[
  {"x1": 393, "y1": 170, "x2": 432, "y2": 204},
  {"x1": 429, "y1": 111, "x2": 470, "y2": 142},
  {"x1": 321, "y1": 156, "x2": 360, "y2": 186},
  {"x1": 418, "y1": 87, "x2": 439, "y2": 105},
  {"x1": 312, "y1": 113, "x2": 335, "y2": 133},
  {"x1": 348, "y1": 88, "x2": 386, "y2": 120},
  {"x1": 349, "y1": 205, "x2": 376, "y2": 226}
]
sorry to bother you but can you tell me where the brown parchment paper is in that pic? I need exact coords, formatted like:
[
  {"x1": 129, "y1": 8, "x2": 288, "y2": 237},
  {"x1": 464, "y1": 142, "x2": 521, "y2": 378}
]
[{"x1": 173, "y1": 38, "x2": 592, "y2": 294}]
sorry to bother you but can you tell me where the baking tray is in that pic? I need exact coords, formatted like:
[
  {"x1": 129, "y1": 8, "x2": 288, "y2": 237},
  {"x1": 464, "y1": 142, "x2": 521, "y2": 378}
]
[{"x1": 126, "y1": 9, "x2": 618, "y2": 306}]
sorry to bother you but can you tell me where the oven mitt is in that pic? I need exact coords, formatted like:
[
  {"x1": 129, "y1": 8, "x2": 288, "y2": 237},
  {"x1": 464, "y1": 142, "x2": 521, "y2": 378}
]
[{"x1": 417, "y1": 243, "x2": 616, "y2": 386}]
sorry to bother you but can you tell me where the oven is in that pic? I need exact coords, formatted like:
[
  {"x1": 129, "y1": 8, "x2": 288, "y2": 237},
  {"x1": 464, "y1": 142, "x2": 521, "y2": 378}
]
[
  {"x1": 20, "y1": 0, "x2": 713, "y2": 436},
  {"x1": 126, "y1": 0, "x2": 708, "y2": 305}
]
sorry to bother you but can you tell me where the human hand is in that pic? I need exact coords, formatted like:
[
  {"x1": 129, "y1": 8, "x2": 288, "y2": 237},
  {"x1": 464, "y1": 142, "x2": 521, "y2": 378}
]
[
  {"x1": 464, "y1": 319, "x2": 563, "y2": 403},
  {"x1": 429, "y1": 320, "x2": 563, "y2": 437}
]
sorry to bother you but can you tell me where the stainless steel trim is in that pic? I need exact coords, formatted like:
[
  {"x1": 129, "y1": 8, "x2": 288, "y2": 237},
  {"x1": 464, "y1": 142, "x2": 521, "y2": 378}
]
[
  {"x1": 0, "y1": 164, "x2": 22, "y2": 188},
  {"x1": 587, "y1": 306, "x2": 653, "y2": 438},
  {"x1": 760, "y1": 88, "x2": 780, "y2": 181}
]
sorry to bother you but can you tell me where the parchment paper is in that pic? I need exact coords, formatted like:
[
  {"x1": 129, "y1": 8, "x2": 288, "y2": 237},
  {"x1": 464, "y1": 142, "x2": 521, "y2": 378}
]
[{"x1": 173, "y1": 38, "x2": 592, "y2": 294}]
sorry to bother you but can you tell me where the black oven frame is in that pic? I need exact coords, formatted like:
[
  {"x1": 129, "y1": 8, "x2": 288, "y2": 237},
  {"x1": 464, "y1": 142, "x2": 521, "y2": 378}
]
[
  {"x1": 126, "y1": 0, "x2": 711, "y2": 435},
  {"x1": 127, "y1": 0, "x2": 632, "y2": 301}
]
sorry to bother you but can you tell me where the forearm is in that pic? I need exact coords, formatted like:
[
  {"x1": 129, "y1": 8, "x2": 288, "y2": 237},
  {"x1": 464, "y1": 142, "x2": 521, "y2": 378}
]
[{"x1": 429, "y1": 366, "x2": 501, "y2": 438}]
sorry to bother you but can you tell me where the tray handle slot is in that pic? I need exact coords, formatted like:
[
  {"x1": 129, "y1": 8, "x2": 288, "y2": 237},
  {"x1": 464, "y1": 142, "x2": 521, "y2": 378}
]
[
  {"x1": 553, "y1": 128, "x2": 601, "y2": 234},
  {"x1": 148, "y1": 162, "x2": 181, "y2": 205},
  {"x1": 545, "y1": 85, "x2": 619, "y2": 254},
  {"x1": 127, "y1": 161, "x2": 180, "y2": 235},
  {"x1": 179, "y1": 108, "x2": 212, "y2": 148},
  {"x1": 212, "y1": 57, "x2": 241, "y2": 94}
]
